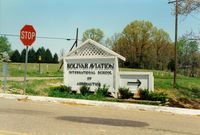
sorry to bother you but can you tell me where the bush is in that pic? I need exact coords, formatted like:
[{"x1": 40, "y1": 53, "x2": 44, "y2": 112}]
[
  {"x1": 148, "y1": 92, "x2": 167, "y2": 103},
  {"x1": 59, "y1": 86, "x2": 72, "y2": 93},
  {"x1": 49, "y1": 85, "x2": 72, "y2": 93},
  {"x1": 138, "y1": 89, "x2": 149, "y2": 100},
  {"x1": 25, "y1": 88, "x2": 39, "y2": 95},
  {"x1": 80, "y1": 85, "x2": 90, "y2": 96},
  {"x1": 96, "y1": 85, "x2": 109, "y2": 97},
  {"x1": 118, "y1": 87, "x2": 133, "y2": 99},
  {"x1": 139, "y1": 89, "x2": 167, "y2": 103}
]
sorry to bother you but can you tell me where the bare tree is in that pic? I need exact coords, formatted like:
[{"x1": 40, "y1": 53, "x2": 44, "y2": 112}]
[
  {"x1": 179, "y1": 0, "x2": 200, "y2": 15},
  {"x1": 59, "y1": 49, "x2": 65, "y2": 59}
]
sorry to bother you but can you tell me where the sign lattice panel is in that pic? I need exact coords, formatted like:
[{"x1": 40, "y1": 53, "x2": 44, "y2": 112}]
[{"x1": 71, "y1": 43, "x2": 112, "y2": 57}]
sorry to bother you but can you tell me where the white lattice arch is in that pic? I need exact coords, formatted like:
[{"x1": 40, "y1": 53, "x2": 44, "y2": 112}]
[
  {"x1": 70, "y1": 43, "x2": 112, "y2": 57},
  {"x1": 65, "y1": 39, "x2": 126, "y2": 61}
]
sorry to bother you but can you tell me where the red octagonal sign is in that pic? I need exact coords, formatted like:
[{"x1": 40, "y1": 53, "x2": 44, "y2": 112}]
[{"x1": 20, "y1": 25, "x2": 36, "y2": 46}]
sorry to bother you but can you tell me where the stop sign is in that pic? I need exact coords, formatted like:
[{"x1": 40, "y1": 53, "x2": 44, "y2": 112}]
[{"x1": 20, "y1": 25, "x2": 36, "y2": 46}]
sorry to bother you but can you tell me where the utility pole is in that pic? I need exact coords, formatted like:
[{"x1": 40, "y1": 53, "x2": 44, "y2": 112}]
[
  {"x1": 169, "y1": 0, "x2": 179, "y2": 88},
  {"x1": 57, "y1": 28, "x2": 79, "y2": 72},
  {"x1": 174, "y1": 0, "x2": 178, "y2": 88},
  {"x1": 69, "y1": 28, "x2": 79, "y2": 51}
]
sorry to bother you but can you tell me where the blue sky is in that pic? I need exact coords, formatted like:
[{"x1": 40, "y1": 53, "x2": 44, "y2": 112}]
[{"x1": 0, "y1": 0, "x2": 200, "y2": 55}]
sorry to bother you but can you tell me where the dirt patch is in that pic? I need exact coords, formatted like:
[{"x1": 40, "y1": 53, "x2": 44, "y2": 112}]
[
  {"x1": 17, "y1": 97, "x2": 30, "y2": 102},
  {"x1": 61, "y1": 101, "x2": 94, "y2": 106},
  {"x1": 168, "y1": 98, "x2": 200, "y2": 109}
]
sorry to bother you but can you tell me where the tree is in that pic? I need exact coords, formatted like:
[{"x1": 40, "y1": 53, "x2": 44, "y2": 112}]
[
  {"x1": 152, "y1": 28, "x2": 173, "y2": 70},
  {"x1": 20, "y1": 49, "x2": 26, "y2": 62},
  {"x1": 104, "y1": 33, "x2": 122, "y2": 49},
  {"x1": 28, "y1": 48, "x2": 36, "y2": 63},
  {"x1": 0, "y1": 52, "x2": 10, "y2": 62},
  {"x1": 111, "y1": 20, "x2": 173, "y2": 69},
  {"x1": 36, "y1": 47, "x2": 46, "y2": 63},
  {"x1": 0, "y1": 36, "x2": 11, "y2": 54},
  {"x1": 177, "y1": 35, "x2": 200, "y2": 77},
  {"x1": 59, "y1": 49, "x2": 65, "y2": 59},
  {"x1": 179, "y1": 0, "x2": 200, "y2": 15},
  {"x1": 44, "y1": 49, "x2": 53, "y2": 63},
  {"x1": 10, "y1": 50, "x2": 21, "y2": 62},
  {"x1": 82, "y1": 28, "x2": 104, "y2": 42},
  {"x1": 53, "y1": 53, "x2": 59, "y2": 63}
]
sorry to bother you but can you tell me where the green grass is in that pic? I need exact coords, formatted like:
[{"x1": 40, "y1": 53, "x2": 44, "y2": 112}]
[
  {"x1": 0, "y1": 63, "x2": 63, "y2": 77},
  {"x1": 46, "y1": 86, "x2": 120, "y2": 102},
  {"x1": 120, "y1": 68, "x2": 200, "y2": 100},
  {"x1": 0, "y1": 63, "x2": 200, "y2": 102},
  {"x1": 0, "y1": 79, "x2": 63, "y2": 95},
  {"x1": 47, "y1": 89, "x2": 107, "y2": 101}
]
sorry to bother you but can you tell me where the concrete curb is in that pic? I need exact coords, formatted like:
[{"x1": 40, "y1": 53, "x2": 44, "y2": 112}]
[{"x1": 0, "y1": 93, "x2": 200, "y2": 116}]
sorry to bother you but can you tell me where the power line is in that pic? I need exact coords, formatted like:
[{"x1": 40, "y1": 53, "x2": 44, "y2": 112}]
[
  {"x1": 168, "y1": 0, "x2": 184, "y2": 4},
  {"x1": 0, "y1": 33, "x2": 81, "y2": 41}
]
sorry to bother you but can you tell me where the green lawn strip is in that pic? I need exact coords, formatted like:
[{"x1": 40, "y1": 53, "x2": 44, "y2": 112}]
[
  {"x1": 1, "y1": 65, "x2": 200, "y2": 104},
  {"x1": 0, "y1": 63, "x2": 63, "y2": 77},
  {"x1": 47, "y1": 90, "x2": 107, "y2": 101},
  {"x1": 1, "y1": 79, "x2": 63, "y2": 96}
]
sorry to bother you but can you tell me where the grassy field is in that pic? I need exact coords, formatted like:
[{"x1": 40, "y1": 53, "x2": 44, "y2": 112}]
[
  {"x1": 120, "y1": 68, "x2": 200, "y2": 99},
  {"x1": 0, "y1": 63, "x2": 200, "y2": 108},
  {"x1": 0, "y1": 63, "x2": 63, "y2": 77},
  {"x1": 0, "y1": 79, "x2": 63, "y2": 95}
]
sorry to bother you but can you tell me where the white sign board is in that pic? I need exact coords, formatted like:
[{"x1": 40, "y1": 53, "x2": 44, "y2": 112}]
[
  {"x1": 119, "y1": 72, "x2": 154, "y2": 93},
  {"x1": 64, "y1": 58, "x2": 117, "y2": 92}
]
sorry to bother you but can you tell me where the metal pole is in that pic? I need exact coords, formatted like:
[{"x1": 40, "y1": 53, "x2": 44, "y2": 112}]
[
  {"x1": 3, "y1": 62, "x2": 7, "y2": 94},
  {"x1": 76, "y1": 28, "x2": 78, "y2": 47},
  {"x1": 24, "y1": 46, "x2": 29, "y2": 94},
  {"x1": 39, "y1": 63, "x2": 41, "y2": 73},
  {"x1": 173, "y1": 0, "x2": 178, "y2": 88}
]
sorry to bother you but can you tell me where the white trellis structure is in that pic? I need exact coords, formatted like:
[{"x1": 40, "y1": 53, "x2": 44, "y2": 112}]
[
  {"x1": 63, "y1": 39, "x2": 126, "y2": 96},
  {"x1": 63, "y1": 39, "x2": 154, "y2": 97},
  {"x1": 66, "y1": 39, "x2": 125, "y2": 60}
]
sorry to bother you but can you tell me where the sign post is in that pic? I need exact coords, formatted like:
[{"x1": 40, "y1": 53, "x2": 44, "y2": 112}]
[
  {"x1": 1, "y1": 52, "x2": 10, "y2": 94},
  {"x1": 24, "y1": 46, "x2": 29, "y2": 87},
  {"x1": 20, "y1": 24, "x2": 36, "y2": 94},
  {"x1": 38, "y1": 55, "x2": 41, "y2": 73},
  {"x1": 3, "y1": 62, "x2": 8, "y2": 93}
]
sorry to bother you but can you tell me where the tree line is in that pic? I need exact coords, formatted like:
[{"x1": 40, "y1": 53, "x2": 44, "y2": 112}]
[
  {"x1": 11, "y1": 47, "x2": 59, "y2": 63},
  {"x1": 82, "y1": 20, "x2": 200, "y2": 77}
]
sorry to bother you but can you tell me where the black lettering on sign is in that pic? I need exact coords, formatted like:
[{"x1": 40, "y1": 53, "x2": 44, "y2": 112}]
[
  {"x1": 77, "y1": 82, "x2": 100, "y2": 87},
  {"x1": 69, "y1": 71, "x2": 95, "y2": 75},
  {"x1": 98, "y1": 71, "x2": 112, "y2": 75},
  {"x1": 67, "y1": 63, "x2": 114, "y2": 70}
]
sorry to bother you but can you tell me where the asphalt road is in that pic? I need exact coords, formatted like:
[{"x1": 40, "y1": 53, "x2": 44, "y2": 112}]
[{"x1": 0, "y1": 98, "x2": 199, "y2": 135}]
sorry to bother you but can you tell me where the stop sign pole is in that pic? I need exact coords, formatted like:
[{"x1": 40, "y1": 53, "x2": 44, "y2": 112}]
[{"x1": 20, "y1": 25, "x2": 36, "y2": 94}]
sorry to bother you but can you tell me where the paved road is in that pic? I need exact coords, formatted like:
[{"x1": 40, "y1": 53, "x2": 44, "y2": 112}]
[{"x1": 0, "y1": 98, "x2": 199, "y2": 135}]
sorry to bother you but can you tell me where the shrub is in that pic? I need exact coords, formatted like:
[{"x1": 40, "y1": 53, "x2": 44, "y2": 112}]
[
  {"x1": 138, "y1": 89, "x2": 149, "y2": 100},
  {"x1": 49, "y1": 85, "x2": 72, "y2": 93},
  {"x1": 96, "y1": 85, "x2": 109, "y2": 97},
  {"x1": 148, "y1": 92, "x2": 167, "y2": 103},
  {"x1": 80, "y1": 85, "x2": 90, "y2": 95},
  {"x1": 139, "y1": 89, "x2": 167, "y2": 103},
  {"x1": 118, "y1": 87, "x2": 133, "y2": 99},
  {"x1": 59, "y1": 86, "x2": 72, "y2": 93},
  {"x1": 25, "y1": 88, "x2": 39, "y2": 95}
]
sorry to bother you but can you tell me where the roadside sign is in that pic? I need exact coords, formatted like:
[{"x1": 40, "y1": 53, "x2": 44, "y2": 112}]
[
  {"x1": 39, "y1": 56, "x2": 42, "y2": 61},
  {"x1": 20, "y1": 24, "x2": 36, "y2": 94},
  {"x1": 20, "y1": 25, "x2": 36, "y2": 46}
]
